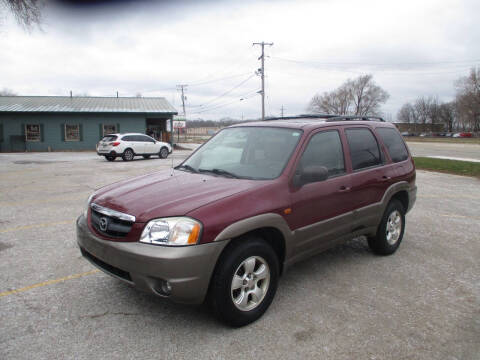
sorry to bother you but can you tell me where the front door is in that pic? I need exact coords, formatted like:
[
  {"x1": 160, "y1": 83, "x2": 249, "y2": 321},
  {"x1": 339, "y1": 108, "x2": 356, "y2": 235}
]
[{"x1": 288, "y1": 128, "x2": 354, "y2": 257}]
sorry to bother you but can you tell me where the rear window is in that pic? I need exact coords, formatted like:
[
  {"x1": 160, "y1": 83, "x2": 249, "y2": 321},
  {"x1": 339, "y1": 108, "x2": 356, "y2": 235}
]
[
  {"x1": 376, "y1": 128, "x2": 409, "y2": 163},
  {"x1": 345, "y1": 128, "x2": 382, "y2": 171},
  {"x1": 102, "y1": 135, "x2": 117, "y2": 141}
]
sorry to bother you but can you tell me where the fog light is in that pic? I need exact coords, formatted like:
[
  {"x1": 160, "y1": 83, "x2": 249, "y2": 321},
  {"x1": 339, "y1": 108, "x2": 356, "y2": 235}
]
[{"x1": 156, "y1": 280, "x2": 172, "y2": 296}]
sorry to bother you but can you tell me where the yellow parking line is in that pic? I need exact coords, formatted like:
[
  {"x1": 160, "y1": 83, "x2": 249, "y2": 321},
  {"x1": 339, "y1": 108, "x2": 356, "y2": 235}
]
[
  {"x1": 0, "y1": 269, "x2": 100, "y2": 298},
  {"x1": 0, "y1": 220, "x2": 75, "y2": 233}
]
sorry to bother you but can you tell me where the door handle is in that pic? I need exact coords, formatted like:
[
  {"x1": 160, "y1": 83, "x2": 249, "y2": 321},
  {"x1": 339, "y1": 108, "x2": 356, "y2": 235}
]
[
  {"x1": 338, "y1": 185, "x2": 351, "y2": 192},
  {"x1": 381, "y1": 176, "x2": 391, "y2": 181}
]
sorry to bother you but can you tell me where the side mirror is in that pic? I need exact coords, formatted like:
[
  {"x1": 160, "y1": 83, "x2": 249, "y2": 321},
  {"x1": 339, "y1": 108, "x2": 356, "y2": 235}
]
[{"x1": 294, "y1": 165, "x2": 328, "y2": 187}]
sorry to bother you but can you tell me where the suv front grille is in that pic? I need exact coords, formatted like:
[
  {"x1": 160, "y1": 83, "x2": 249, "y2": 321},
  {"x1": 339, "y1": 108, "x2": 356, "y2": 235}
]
[{"x1": 90, "y1": 203, "x2": 135, "y2": 238}]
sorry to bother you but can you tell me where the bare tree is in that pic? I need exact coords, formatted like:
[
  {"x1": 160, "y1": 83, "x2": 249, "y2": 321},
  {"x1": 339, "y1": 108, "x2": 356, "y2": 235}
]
[
  {"x1": 0, "y1": 87, "x2": 17, "y2": 96},
  {"x1": 308, "y1": 74, "x2": 389, "y2": 116},
  {"x1": 413, "y1": 96, "x2": 433, "y2": 124},
  {"x1": 347, "y1": 74, "x2": 389, "y2": 116},
  {"x1": 397, "y1": 103, "x2": 417, "y2": 123},
  {"x1": 308, "y1": 83, "x2": 351, "y2": 115},
  {"x1": 455, "y1": 67, "x2": 480, "y2": 132},
  {"x1": 1, "y1": 0, "x2": 43, "y2": 28},
  {"x1": 438, "y1": 101, "x2": 456, "y2": 132}
]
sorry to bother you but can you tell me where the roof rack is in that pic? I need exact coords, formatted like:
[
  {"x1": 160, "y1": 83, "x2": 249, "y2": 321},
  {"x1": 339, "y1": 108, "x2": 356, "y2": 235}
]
[
  {"x1": 264, "y1": 114, "x2": 385, "y2": 122},
  {"x1": 265, "y1": 114, "x2": 338, "y2": 121},
  {"x1": 325, "y1": 115, "x2": 385, "y2": 122}
]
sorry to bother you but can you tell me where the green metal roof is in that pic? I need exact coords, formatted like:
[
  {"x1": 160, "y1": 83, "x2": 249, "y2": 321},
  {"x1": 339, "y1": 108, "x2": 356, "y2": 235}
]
[{"x1": 0, "y1": 96, "x2": 178, "y2": 114}]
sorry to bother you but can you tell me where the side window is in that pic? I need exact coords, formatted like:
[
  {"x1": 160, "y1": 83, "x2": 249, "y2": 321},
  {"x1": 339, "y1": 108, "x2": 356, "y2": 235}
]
[
  {"x1": 299, "y1": 130, "x2": 345, "y2": 177},
  {"x1": 65, "y1": 124, "x2": 80, "y2": 141},
  {"x1": 25, "y1": 124, "x2": 41, "y2": 142},
  {"x1": 140, "y1": 135, "x2": 154, "y2": 143},
  {"x1": 103, "y1": 124, "x2": 116, "y2": 136},
  {"x1": 345, "y1": 128, "x2": 382, "y2": 171},
  {"x1": 122, "y1": 135, "x2": 132, "y2": 142},
  {"x1": 376, "y1": 128, "x2": 409, "y2": 163}
]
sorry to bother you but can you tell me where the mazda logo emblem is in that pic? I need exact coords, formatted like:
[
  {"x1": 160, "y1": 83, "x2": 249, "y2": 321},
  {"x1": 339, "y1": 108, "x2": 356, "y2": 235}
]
[{"x1": 99, "y1": 217, "x2": 108, "y2": 231}]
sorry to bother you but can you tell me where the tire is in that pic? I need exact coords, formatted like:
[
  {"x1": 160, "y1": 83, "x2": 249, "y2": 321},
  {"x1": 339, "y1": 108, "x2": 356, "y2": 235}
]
[
  {"x1": 105, "y1": 156, "x2": 115, "y2": 162},
  {"x1": 143, "y1": 155, "x2": 151, "y2": 159},
  {"x1": 159, "y1": 147, "x2": 169, "y2": 159},
  {"x1": 368, "y1": 199, "x2": 405, "y2": 255},
  {"x1": 209, "y1": 237, "x2": 279, "y2": 327},
  {"x1": 122, "y1": 148, "x2": 134, "y2": 161}
]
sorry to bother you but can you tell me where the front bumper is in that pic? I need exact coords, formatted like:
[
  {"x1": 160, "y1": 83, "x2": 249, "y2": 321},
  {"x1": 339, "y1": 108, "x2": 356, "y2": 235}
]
[{"x1": 76, "y1": 215, "x2": 229, "y2": 304}]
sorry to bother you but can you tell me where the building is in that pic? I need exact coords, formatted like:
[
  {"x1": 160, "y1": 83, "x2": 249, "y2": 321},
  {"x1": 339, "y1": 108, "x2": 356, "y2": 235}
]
[{"x1": 0, "y1": 96, "x2": 178, "y2": 152}]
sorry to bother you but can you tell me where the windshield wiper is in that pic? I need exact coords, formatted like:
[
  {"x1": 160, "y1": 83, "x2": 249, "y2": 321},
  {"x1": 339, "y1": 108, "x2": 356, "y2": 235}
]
[
  {"x1": 175, "y1": 164, "x2": 198, "y2": 173},
  {"x1": 198, "y1": 168, "x2": 240, "y2": 179}
]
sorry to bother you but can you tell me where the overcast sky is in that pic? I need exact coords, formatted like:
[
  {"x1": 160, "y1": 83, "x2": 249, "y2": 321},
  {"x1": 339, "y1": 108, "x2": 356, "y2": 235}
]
[{"x1": 1, "y1": 0, "x2": 479, "y2": 120}]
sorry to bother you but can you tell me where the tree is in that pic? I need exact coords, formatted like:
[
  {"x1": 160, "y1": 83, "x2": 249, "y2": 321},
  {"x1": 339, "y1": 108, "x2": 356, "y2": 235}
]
[
  {"x1": 438, "y1": 101, "x2": 455, "y2": 132},
  {"x1": 308, "y1": 74, "x2": 389, "y2": 116},
  {"x1": 397, "y1": 103, "x2": 417, "y2": 123},
  {"x1": 1, "y1": 0, "x2": 43, "y2": 28},
  {"x1": 455, "y1": 67, "x2": 480, "y2": 132},
  {"x1": 0, "y1": 87, "x2": 17, "y2": 96}
]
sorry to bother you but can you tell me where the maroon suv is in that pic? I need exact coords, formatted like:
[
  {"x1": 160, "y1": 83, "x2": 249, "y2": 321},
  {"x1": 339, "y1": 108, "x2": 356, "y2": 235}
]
[{"x1": 77, "y1": 115, "x2": 416, "y2": 326}]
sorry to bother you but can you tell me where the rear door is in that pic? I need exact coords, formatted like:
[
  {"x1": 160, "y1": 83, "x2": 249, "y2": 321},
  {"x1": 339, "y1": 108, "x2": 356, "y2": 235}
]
[
  {"x1": 344, "y1": 126, "x2": 394, "y2": 229},
  {"x1": 288, "y1": 128, "x2": 354, "y2": 256}
]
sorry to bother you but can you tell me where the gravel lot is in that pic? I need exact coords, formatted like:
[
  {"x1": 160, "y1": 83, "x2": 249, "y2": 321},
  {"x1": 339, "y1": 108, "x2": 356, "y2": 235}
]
[{"x1": 1, "y1": 151, "x2": 479, "y2": 360}]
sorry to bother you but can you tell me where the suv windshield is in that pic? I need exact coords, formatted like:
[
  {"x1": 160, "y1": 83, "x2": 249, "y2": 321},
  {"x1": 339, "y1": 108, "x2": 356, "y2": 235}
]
[{"x1": 179, "y1": 127, "x2": 302, "y2": 180}]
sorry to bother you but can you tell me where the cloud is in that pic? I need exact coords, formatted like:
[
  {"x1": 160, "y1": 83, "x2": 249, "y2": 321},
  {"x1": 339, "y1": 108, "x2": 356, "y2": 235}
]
[{"x1": 1, "y1": 0, "x2": 479, "y2": 120}]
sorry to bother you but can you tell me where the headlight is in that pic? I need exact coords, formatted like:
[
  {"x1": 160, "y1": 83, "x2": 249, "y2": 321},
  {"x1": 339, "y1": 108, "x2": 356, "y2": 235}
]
[
  {"x1": 83, "y1": 193, "x2": 94, "y2": 217},
  {"x1": 140, "y1": 217, "x2": 202, "y2": 246}
]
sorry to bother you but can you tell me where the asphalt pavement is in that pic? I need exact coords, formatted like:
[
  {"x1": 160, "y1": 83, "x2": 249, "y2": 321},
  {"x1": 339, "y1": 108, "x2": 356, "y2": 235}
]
[
  {"x1": 407, "y1": 141, "x2": 480, "y2": 161},
  {"x1": 0, "y1": 151, "x2": 479, "y2": 360}
]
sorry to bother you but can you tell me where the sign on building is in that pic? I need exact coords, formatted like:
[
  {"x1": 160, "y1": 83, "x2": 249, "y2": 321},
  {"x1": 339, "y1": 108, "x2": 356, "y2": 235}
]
[{"x1": 173, "y1": 120, "x2": 186, "y2": 129}]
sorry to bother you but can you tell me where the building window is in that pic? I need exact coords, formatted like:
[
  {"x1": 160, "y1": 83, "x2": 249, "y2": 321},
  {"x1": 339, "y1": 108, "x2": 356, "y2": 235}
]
[
  {"x1": 65, "y1": 124, "x2": 80, "y2": 141},
  {"x1": 26, "y1": 124, "x2": 41, "y2": 142},
  {"x1": 103, "y1": 124, "x2": 117, "y2": 136}
]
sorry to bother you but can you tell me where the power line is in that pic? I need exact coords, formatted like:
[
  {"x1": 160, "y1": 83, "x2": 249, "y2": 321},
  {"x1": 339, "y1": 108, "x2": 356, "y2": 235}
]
[
  {"x1": 271, "y1": 56, "x2": 480, "y2": 67},
  {"x1": 191, "y1": 73, "x2": 256, "y2": 108},
  {"x1": 188, "y1": 72, "x2": 253, "y2": 87},
  {"x1": 189, "y1": 89, "x2": 260, "y2": 115}
]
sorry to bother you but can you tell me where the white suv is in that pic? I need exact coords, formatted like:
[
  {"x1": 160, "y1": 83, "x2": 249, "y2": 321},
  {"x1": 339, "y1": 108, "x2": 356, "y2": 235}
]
[{"x1": 97, "y1": 133, "x2": 172, "y2": 162}]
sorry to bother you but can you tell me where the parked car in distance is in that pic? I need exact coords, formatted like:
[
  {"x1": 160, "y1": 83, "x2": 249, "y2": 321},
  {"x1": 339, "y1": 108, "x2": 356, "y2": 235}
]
[
  {"x1": 400, "y1": 131, "x2": 413, "y2": 137},
  {"x1": 78, "y1": 115, "x2": 417, "y2": 326},
  {"x1": 453, "y1": 132, "x2": 473, "y2": 138},
  {"x1": 96, "y1": 133, "x2": 172, "y2": 161}
]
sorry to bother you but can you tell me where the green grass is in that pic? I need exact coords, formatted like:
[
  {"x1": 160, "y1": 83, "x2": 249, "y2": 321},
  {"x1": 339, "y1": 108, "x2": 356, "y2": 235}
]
[{"x1": 414, "y1": 157, "x2": 480, "y2": 178}]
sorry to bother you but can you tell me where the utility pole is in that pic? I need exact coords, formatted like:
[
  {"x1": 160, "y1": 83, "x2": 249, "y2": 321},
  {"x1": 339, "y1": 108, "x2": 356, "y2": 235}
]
[
  {"x1": 253, "y1": 41, "x2": 273, "y2": 121},
  {"x1": 176, "y1": 85, "x2": 187, "y2": 144},
  {"x1": 280, "y1": 105, "x2": 285, "y2": 118},
  {"x1": 176, "y1": 84, "x2": 187, "y2": 118}
]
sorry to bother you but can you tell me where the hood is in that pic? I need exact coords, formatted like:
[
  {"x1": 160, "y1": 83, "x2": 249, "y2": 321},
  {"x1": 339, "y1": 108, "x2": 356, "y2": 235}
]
[{"x1": 92, "y1": 169, "x2": 258, "y2": 222}]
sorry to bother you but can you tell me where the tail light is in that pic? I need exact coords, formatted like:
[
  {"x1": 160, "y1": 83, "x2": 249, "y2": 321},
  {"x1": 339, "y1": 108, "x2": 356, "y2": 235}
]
[{"x1": 110, "y1": 141, "x2": 121, "y2": 146}]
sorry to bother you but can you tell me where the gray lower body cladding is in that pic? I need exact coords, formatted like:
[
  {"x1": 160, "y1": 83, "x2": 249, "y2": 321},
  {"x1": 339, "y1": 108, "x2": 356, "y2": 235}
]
[{"x1": 76, "y1": 215, "x2": 229, "y2": 304}]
